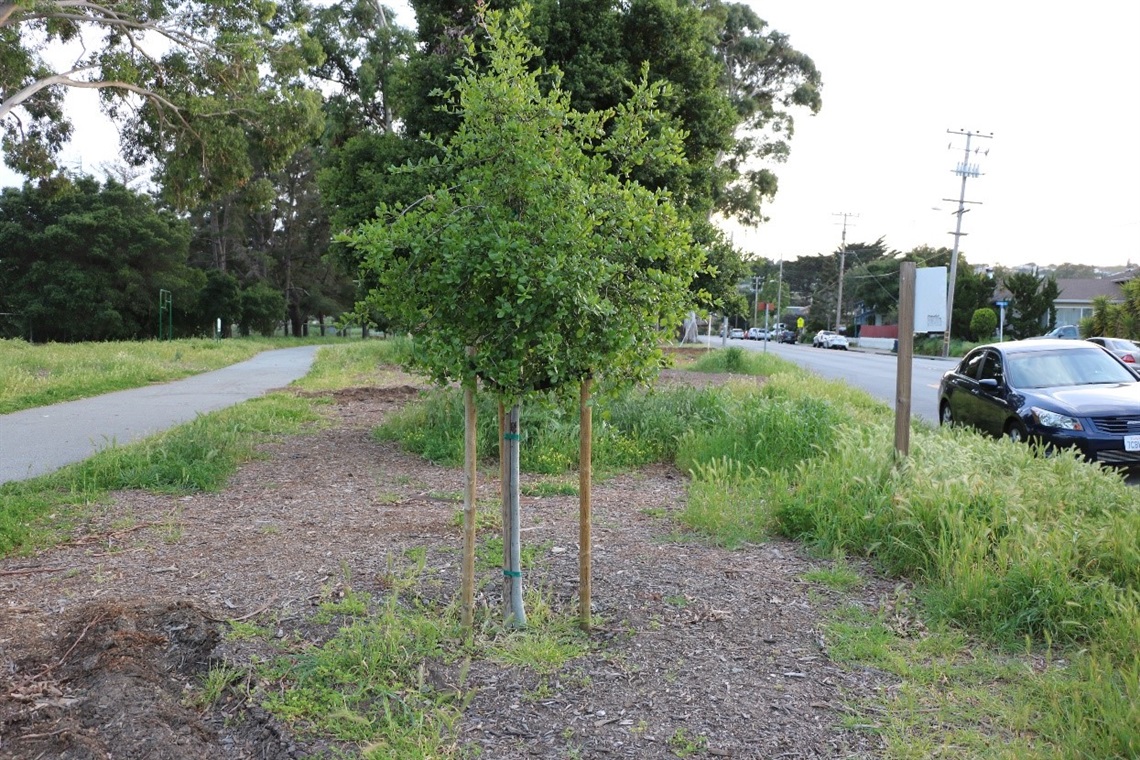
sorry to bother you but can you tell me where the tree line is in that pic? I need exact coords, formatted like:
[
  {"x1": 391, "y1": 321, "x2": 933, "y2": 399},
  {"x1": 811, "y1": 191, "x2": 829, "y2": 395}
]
[
  {"x1": 2, "y1": 0, "x2": 823, "y2": 342},
  {"x1": 728, "y1": 238, "x2": 1068, "y2": 342}
]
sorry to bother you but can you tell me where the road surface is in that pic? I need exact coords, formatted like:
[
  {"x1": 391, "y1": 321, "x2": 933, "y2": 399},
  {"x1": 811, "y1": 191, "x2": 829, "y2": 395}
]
[{"x1": 701, "y1": 336, "x2": 956, "y2": 424}]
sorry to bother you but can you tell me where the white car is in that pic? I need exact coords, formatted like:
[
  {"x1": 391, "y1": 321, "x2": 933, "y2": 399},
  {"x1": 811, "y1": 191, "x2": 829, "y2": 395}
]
[
  {"x1": 824, "y1": 333, "x2": 850, "y2": 350},
  {"x1": 746, "y1": 327, "x2": 765, "y2": 340},
  {"x1": 812, "y1": 330, "x2": 835, "y2": 348},
  {"x1": 729, "y1": 328, "x2": 745, "y2": 339}
]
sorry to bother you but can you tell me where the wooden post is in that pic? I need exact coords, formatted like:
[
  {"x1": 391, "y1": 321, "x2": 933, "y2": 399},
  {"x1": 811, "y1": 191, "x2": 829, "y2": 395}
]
[
  {"x1": 579, "y1": 377, "x2": 593, "y2": 630},
  {"x1": 895, "y1": 262, "x2": 916, "y2": 458},
  {"x1": 461, "y1": 383, "x2": 477, "y2": 628}
]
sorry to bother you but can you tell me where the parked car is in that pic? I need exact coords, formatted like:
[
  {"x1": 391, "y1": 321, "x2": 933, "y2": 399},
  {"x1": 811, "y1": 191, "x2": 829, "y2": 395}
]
[
  {"x1": 729, "y1": 328, "x2": 745, "y2": 339},
  {"x1": 1087, "y1": 336, "x2": 1140, "y2": 364},
  {"x1": 812, "y1": 330, "x2": 835, "y2": 348},
  {"x1": 779, "y1": 329, "x2": 797, "y2": 344},
  {"x1": 824, "y1": 333, "x2": 850, "y2": 350},
  {"x1": 746, "y1": 327, "x2": 765, "y2": 340},
  {"x1": 1038, "y1": 324, "x2": 1080, "y2": 339},
  {"x1": 937, "y1": 339, "x2": 1140, "y2": 467}
]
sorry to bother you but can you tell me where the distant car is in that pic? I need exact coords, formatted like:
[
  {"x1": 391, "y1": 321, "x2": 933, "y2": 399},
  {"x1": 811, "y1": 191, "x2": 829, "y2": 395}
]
[
  {"x1": 812, "y1": 330, "x2": 835, "y2": 348},
  {"x1": 824, "y1": 333, "x2": 850, "y2": 350},
  {"x1": 746, "y1": 327, "x2": 765, "y2": 340},
  {"x1": 779, "y1": 329, "x2": 797, "y2": 344},
  {"x1": 938, "y1": 338, "x2": 1140, "y2": 467},
  {"x1": 729, "y1": 328, "x2": 745, "y2": 339},
  {"x1": 1039, "y1": 324, "x2": 1080, "y2": 340},
  {"x1": 1087, "y1": 336, "x2": 1139, "y2": 364}
]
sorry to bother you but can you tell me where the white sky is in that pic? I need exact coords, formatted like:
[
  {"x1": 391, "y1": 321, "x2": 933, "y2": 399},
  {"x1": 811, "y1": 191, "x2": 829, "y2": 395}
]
[{"x1": 4, "y1": 0, "x2": 1138, "y2": 270}]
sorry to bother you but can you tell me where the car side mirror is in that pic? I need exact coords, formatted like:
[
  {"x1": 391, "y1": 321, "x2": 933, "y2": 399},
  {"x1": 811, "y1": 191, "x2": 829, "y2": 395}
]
[{"x1": 978, "y1": 378, "x2": 1000, "y2": 392}]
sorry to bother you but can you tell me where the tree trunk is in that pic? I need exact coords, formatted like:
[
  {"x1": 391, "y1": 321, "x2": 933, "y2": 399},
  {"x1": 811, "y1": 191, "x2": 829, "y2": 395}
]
[{"x1": 503, "y1": 404, "x2": 526, "y2": 627}]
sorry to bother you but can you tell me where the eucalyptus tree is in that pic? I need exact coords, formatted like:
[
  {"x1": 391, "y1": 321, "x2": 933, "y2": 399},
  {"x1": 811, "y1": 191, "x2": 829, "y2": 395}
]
[
  {"x1": 1, "y1": 0, "x2": 324, "y2": 207},
  {"x1": 348, "y1": 7, "x2": 703, "y2": 627},
  {"x1": 307, "y1": 0, "x2": 417, "y2": 143}
]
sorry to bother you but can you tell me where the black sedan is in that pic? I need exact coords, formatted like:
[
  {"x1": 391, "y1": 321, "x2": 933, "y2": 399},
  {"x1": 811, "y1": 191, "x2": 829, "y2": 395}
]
[{"x1": 938, "y1": 339, "x2": 1140, "y2": 467}]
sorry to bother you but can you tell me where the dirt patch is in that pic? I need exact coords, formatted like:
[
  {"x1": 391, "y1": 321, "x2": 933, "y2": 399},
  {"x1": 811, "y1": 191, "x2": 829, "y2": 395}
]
[{"x1": 0, "y1": 369, "x2": 894, "y2": 758}]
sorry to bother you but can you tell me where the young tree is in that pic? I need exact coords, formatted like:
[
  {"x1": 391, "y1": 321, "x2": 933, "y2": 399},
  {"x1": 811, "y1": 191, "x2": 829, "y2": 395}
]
[{"x1": 348, "y1": 6, "x2": 703, "y2": 626}]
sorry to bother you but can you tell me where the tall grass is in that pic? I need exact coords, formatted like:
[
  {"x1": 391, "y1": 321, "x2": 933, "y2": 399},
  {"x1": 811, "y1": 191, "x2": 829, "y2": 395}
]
[
  {"x1": 376, "y1": 384, "x2": 738, "y2": 474},
  {"x1": 0, "y1": 337, "x2": 290, "y2": 413},
  {"x1": 294, "y1": 336, "x2": 415, "y2": 391},
  {"x1": 378, "y1": 348, "x2": 1138, "y2": 757},
  {"x1": 0, "y1": 393, "x2": 319, "y2": 555}
]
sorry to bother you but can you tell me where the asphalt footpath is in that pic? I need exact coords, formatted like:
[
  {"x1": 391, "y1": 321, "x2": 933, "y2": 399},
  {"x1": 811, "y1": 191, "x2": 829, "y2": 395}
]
[{"x1": 0, "y1": 345, "x2": 321, "y2": 485}]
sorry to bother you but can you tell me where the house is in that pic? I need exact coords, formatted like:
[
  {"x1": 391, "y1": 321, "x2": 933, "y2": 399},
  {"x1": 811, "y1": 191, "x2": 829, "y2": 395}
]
[{"x1": 1051, "y1": 277, "x2": 1129, "y2": 326}]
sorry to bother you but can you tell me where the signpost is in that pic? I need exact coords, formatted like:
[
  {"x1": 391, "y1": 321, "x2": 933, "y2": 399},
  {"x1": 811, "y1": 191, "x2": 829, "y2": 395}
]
[
  {"x1": 995, "y1": 300, "x2": 1008, "y2": 342},
  {"x1": 158, "y1": 289, "x2": 172, "y2": 340}
]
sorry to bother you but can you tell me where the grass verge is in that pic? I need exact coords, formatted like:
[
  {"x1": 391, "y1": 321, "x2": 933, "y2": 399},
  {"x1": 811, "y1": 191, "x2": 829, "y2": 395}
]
[{"x1": 379, "y1": 348, "x2": 1138, "y2": 758}]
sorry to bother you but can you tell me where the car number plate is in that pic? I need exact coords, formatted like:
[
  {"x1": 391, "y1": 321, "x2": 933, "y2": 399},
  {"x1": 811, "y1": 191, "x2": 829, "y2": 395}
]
[{"x1": 1125, "y1": 435, "x2": 1140, "y2": 452}]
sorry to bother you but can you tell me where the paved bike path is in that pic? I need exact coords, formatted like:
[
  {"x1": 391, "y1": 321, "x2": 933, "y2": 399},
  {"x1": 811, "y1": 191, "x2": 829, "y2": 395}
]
[{"x1": 0, "y1": 345, "x2": 320, "y2": 484}]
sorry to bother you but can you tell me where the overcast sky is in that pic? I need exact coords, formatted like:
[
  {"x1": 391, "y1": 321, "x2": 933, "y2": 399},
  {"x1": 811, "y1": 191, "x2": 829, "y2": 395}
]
[{"x1": 4, "y1": 1, "x2": 1138, "y2": 270}]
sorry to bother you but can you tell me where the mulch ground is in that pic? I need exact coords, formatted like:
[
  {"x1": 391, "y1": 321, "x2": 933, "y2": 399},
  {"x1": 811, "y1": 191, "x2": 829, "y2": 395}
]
[{"x1": 0, "y1": 369, "x2": 897, "y2": 759}]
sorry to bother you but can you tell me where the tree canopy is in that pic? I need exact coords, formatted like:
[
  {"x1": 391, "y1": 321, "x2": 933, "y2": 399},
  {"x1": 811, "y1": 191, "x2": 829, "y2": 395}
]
[
  {"x1": 348, "y1": 6, "x2": 703, "y2": 399},
  {"x1": 1, "y1": 0, "x2": 325, "y2": 206},
  {"x1": 0, "y1": 176, "x2": 201, "y2": 340},
  {"x1": 1004, "y1": 271, "x2": 1059, "y2": 339}
]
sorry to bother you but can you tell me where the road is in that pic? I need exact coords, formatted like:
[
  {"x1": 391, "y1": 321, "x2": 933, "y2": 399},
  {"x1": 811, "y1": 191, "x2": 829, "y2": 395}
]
[
  {"x1": 0, "y1": 345, "x2": 320, "y2": 484},
  {"x1": 701, "y1": 336, "x2": 958, "y2": 425}
]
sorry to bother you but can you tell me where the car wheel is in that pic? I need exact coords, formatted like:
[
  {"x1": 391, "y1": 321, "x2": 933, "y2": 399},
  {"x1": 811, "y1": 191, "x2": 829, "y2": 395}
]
[
  {"x1": 1005, "y1": 420, "x2": 1027, "y2": 443},
  {"x1": 939, "y1": 401, "x2": 953, "y2": 427}
]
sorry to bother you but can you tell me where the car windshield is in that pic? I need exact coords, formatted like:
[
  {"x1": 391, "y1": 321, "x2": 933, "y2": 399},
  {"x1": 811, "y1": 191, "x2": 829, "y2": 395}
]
[{"x1": 1006, "y1": 347, "x2": 1138, "y2": 389}]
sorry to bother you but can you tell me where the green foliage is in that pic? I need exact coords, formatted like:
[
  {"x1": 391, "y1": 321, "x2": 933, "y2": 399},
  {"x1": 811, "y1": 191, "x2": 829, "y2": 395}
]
[
  {"x1": 239, "y1": 282, "x2": 287, "y2": 337},
  {"x1": 2, "y1": 0, "x2": 325, "y2": 206},
  {"x1": 0, "y1": 178, "x2": 199, "y2": 341},
  {"x1": 1087, "y1": 280, "x2": 1140, "y2": 340},
  {"x1": 199, "y1": 270, "x2": 243, "y2": 338},
  {"x1": 1005, "y1": 271, "x2": 1060, "y2": 339},
  {"x1": 349, "y1": 7, "x2": 703, "y2": 401},
  {"x1": 968, "y1": 307, "x2": 997, "y2": 341}
]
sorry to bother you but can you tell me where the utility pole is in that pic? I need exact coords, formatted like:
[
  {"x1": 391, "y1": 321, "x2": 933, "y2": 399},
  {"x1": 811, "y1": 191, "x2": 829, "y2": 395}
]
[
  {"x1": 752, "y1": 275, "x2": 762, "y2": 328},
  {"x1": 941, "y1": 128, "x2": 992, "y2": 357},
  {"x1": 833, "y1": 212, "x2": 858, "y2": 331},
  {"x1": 776, "y1": 258, "x2": 784, "y2": 329}
]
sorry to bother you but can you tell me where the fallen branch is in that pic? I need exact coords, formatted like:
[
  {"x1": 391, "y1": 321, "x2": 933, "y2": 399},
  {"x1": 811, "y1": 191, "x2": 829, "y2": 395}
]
[
  {"x1": 0, "y1": 566, "x2": 67, "y2": 577},
  {"x1": 70, "y1": 521, "x2": 162, "y2": 545}
]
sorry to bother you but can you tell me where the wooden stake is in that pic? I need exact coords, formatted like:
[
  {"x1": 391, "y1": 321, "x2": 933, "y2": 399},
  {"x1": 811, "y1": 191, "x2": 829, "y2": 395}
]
[
  {"x1": 461, "y1": 383, "x2": 477, "y2": 629},
  {"x1": 579, "y1": 377, "x2": 593, "y2": 629}
]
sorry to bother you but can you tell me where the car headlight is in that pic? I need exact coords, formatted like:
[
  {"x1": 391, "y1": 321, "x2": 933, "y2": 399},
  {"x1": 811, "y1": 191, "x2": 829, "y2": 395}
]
[{"x1": 1031, "y1": 406, "x2": 1083, "y2": 431}]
